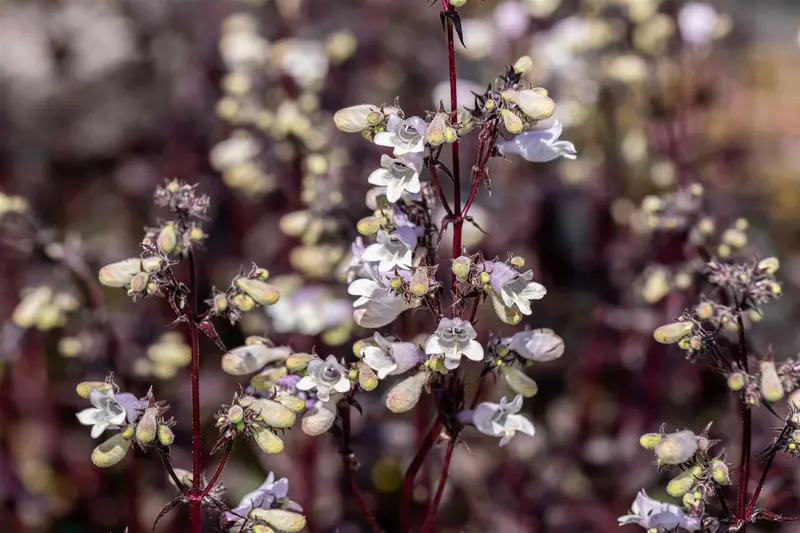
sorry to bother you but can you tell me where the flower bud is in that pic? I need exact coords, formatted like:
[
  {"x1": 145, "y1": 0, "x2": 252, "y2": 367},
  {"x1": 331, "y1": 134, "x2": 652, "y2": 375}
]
[
  {"x1": 189, "y1": 227, "x2": 204, "y2": 242},
  {"x1": 275, "y1": 396, "x2": 306, "y2": 413},
  {"x1": 721, "y1": 228, "x2": 747, "y2": 249},
  {"x1": 135, "y1": 408, "x2": 159, "y2": 445},
  {"x1": 76, "y1": 381, "x2": 111, "y2": 398},
  {"x1": 444, "y1": 127, "x2": 458, "y2": 143},
  {"x1": 510, "y1": 256, "x2": 525, "y2": 269},
  {"x1": 479, "y1": 271, "x2": 490, "y2": 284},
  {"x1": 653, "y1": 322, "x2": 693, "y2": 344},
  {"x1": 639, "y1": 433, "x2": 662, "y2": 450},
  {"x1": 513, "y1": 55, "x2": 533, "y2": 74},
  {"x1": 450, "y1": 0, "x2": 467, "y2": 7},
  {"x1": 727, "y1": 372, "x2": 746, "y2": 391},
  {"x1": 389, "y1": 276, "x2": 403, "y2": 290},
  {"x1": 253, "y1": 525, "x2": 276, "y2": 533},
  {"x1": 286, "y1": 352, "x2": 315, "y2": 371},
  {"x1": 711, "y1": 459, "x2": 730, "y2": 485},
  {"x1": 301, "y1": 403, "x2": 336, "y2": 436},
  {"x1": 252, "y1": 427, "x2": 284, "y2": 454},
  {"x1": 452, "y1": 256, "x2": 471, "y2": 282},
  {"x1": 367, "y1": 111, "x2": 383, "y2": 126},
  {"x1": 357, "y1": 216, "x2": 381, "y2": 236},
  {"x1": 500, "y1": 366, "x2": 538, "y2": 397},
  {"x1": 228, "y1": 405, "x2": 245, "y2": 424},
  {"x1": 760, "y1": 361, "x2": 784, "y2": 402},
  {"x1": 250, "y1": 366, "x2": 288, "y2": 390},
  {"x1": 695, "y1": 302, "x2": 714, "y2": 320},
  {"x1": 141, "y1": 257, "x2": 163, "y2": 273},
  {"x1": 157, "y1": 425, "x2": 175, "y2": 446},
  {"x1": 99, "y1": 258, "x2": 142, "y2": 288},
  {"x1": 501, "y1": 89, "x2": 556, "y2": 121},
  {"x1": 426, "y1": 113, "x2": 448, "y2": 146},
  {"x1": 121, "y1": 424, "x2": 135, "y2": 440},
  {"x1": 334, "y1": 104, "x2": 380, "y2": 133},
  {"x1": 353, "y1": 339, "x2": 367, "y2": 358},
  {"x1": 253, "y1": 399, "x2": 296, "y2": 428},
  {"x1": 409, "y1": 269, "x2": 430, "y2": 297},
  {"x1": 682, "y1": 493, "x2": 698, "y2": 508},
  {"x1": 642, "y1": 269, "x2": 670, "y2": 304},
  {"x1": 500, "y1": 109, "x2": 524, "y2": 135},
  {"x1": 792, "y1": 430, "x2": 800, "y2": 444},
  {"x1": 236, "y1": 278, "x2": 280, "y2": 306},
  {"x1": 667, "y1": 468, "x2": 698, "y2": 497},
  {"x1": 232, "y1": 293, "x2": 256, "y2": 312},
  {"x1": 130, "y1": 272, "x2": 150, "y2": 293},
  {"x1": 735, "y1": 217, "x2": 749, "y2": 230},
  {"x1": 249, "y1": 509, "x2": 306, "y2": 532},
  {"x1": 386, "y1": 372, "x2": 427, "y2": 413},
  {"x1": 359, "y1": 363, "x2": 379, "y2": 391},
  {"x1": 768, "y1": 282, "x2": 782, "y2": 296},
  {"x1": 654, "y1": 430, "x2": 698, "y2": 465},
  {"x1": 157, "y1": 224, "x2": 178, "y2": 254},
  {"x1": 91, "y1": 433, "x2": 132, "y2": 468},
  {"x1": 758, "y1": 257, "x2": 780, "y2": 274}
]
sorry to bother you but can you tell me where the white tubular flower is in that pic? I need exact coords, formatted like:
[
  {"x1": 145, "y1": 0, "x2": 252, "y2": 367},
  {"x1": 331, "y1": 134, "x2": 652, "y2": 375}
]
[
  {"x1": 424, "y1": 317, "x2": 484, "y2": 370},
  {"x1": 472, "y1": 394, "x2": 535, "y2": 446},
  {"x1": 367, "y1": 153, "x2": 424, "y2": 203},
  {"x1": 361, "y1": 228, "x2": 416, "y2": 272},
  {"x1": 362, "y1": 333, "x2": 422, "y2": 379},
  {"x1": 296, "y1": 355, "x2": 350, "y2": 402},
  {"x1": 348, "y1": 265, "x2": 416, "y2": 329},
  {"x1": 334, "y1": 104, "x2": 380, "y2": 133},
  {"x1": 373, "y1": 115, "x2": 428, "y2": 156},
  {"x1": 505, "y1": 328, "x2": 565, "y2": 362},
  {"x1": 488, "y1": 262, "x2": 547, "y2": 315},
  {"x1": 498, "y1": 119, "x2": 577, "y2": 163},
  {"x1": 76, "y1": 388, "x2": 128, "y2": 439},
  {"x1": 501, "y1": 89, "x2": 556, "y2": 121},
  {"x1": 618, "y1": 490, "x2": 702, "y2": 531}
]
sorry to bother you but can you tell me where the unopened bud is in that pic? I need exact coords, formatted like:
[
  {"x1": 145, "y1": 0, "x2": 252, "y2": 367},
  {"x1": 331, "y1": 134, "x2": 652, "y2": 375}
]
[
  {"x1": 654, "y1": 430, "x2": 698, "y2": 465},
  {"x1": 452, "y1": 256, "x2": 471, "y2": 282},
  {"x1": 768, "y1": 282, "x2": 782, "y2": 296},
  {"x1": 367, "y1": 111, "x2": 383, "y2": 126},
  {"x1": 141, "y1": 256, "x2": 163, "y2": 273},
  {"x1": 253, "y1": 427, "x2": 284, "y2": 454},
  {"x1": 760, "y1": 361, "x2": 784, "y2": 402},
  {"x1": 500, "y1": 109, "x2": 524, "y2": 135},
  {"x1": 758, "y1": 257, "x2": 780, "y2": 274},
  {"x1": 301, "y1": 403, "x2": 336, "y2": 436},
  {"x1": 135, "y1": 408, "x2": 159, "y2": 445},
  {"x1": 157, "y1": 224, "x2": 178, "y2": 254},
  {"x1": 688, "y1": 183, "x2": 704, "y2": 196},
  {"x1": 695, "y1": 302, "x2": 714, "y2": 320},
  {"x1": 76, "y1": 381, "x2": 111, "y2": 398},
  {"x1": 735, "y1": 217, "x2": 749, "y2": 231},
  {"x1": 359, "y1": 364, "x2": 379, "y2": 391},
  {"x1": 157, "y1": 425, "x2": 175, "y2": 446},
  {"x1": 639, "y1": 433, "x2": 662, "y2": 450},
  {"x1": 711, "y1": 459, "x2": 730, "y2": 485},
  {"x1": 792, "y1": 430, "x2": 800, "y2": 444},
  {"x1": 99, "y1": 258, "x2": 141, "y2": 288},
  {"x1": 249, "y1": 509, "x2": 306, "y2": 532},
  {"x1": 353, "y1": 339, "x2": 367, "y2": 358},
  {"x1": 252, "y1": 399, "x2": 295, "y2": 428},
  {"x1": 386, "y1": 372, "x2": 428, "y2": 413},
  {"x1": 389, "y1": 276, "x2": 403, "y2": 290},
  {"x1": 641, "y1": 195, "x2": 663, "y2": 213},
  {"x1": 213, "y1": 293, "x2": 228, "y2": 313},
  {"x1": 357, "y1": 216, "x2": 381, "y2": 236},
  {"x1": 727, "y1": 372, "x2": 746, "y2": 391},
  {"x1": 228, "y1": 405, "x2": 245, "y2": 424},
  {"x1": 409, "y1": 269, "x2": 430, "y2": 297},
  {"x1": 697, "y1": 217, "x2": 715, "y2": 235},
  {"x1": 254, "y1": 268, "x2": 270, "y2": 281},
  {"x1": 232, "y1": 293, "x2": 255, "y2": 312},
  {"x1": 91, "y1": 433, "x2": 132, "y2": 468},
  {"x1": 510, "y1": 256, "x2": 525, "y2": 269},
  {"x1": 121, "y1": 424, "x2": 135, "y2": 440},
  {"x1": 450, "y1": 0, "x2": 467, "y2": 6},
  {"x1": 513, "y1": 55, "x2": 533, "y2": 74},
  {"x1": 721, "y1": 228, "x2": 747, "y2": 249},
  {"x1": 275, "y1": 396, "x2": 306, "y2": 413},
  {"x1": 667, "y1": 467, "x2": 699, "y2": 497},
  {"x1": 479, "y1": 271, "x2": 490, "y2": 285},
  {"x1": 500, "y1": 366, "x2": 538, "y2": 397},
  {"x1": 286, "y1": 352, "x2": 315, "y2": 371},
  {"x1": 426, "y1": 113, "x2": 448, "y2": 146},
  {"x1": 189, "y1": 227, "x2": 204, "y2": 242},
  {"x1": 236, "y1": 278, "x2": 280, "y2": 306},
  {"x1": 444, "y1": 127, "x2": 458, "y2": 143},
  {"x1": 653, "y1": 322, "x2": 693, "y2": 344},
  {"x1": 130, "y1": 272, "x2": 149, "y2": 293}
]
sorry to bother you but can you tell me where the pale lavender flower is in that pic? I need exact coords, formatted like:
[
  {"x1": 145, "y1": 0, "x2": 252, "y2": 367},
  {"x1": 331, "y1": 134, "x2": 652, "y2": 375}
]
[
  {"x1": 296, "y1": 355, "x2": 350, "y2": 402},
  {"x1": 348, "y1": 265, "x2": 415, "y2": 328},
  {"x1": 504, "y1": 329, "x2": 565, "y2": 362},
  {"x1": 361, "y1": 228, "x2": 416, "y2": 272},
  {"x1": 618, "y1": 490, "x2": 702, "y2": 531},
  {"x1": 373, "y1": 115, "x2": 428, "y2": 156},
  {"x1": 116, "y1": 392, "x2": 148, "y2": 424},
  {"x1": 424, "y1": 317, "x2": 484, "y2": 370},
  {"x1": 76, "y1": 388, "x2": 128, "y2": 439},
  {"x1": 472, "y1": 394, "x2": 535, "y2": 446},
  {"x1": 498, "y1": 119, "x2": 576, "y2": 163},
  {"x1": 362, "y1": 332, "x2": 422, "y2": 379},
  {"x1": 488, "y1": 262, "x2": 547, "y2": 315},
  {"x1": 368, "y1": 153, "x2": 424, "y2": 203},
  {"x1": 266, "y1": 286, "x2": 351, "y2": 336},
  {"x1": 222, "y1": 472, "x2": 303, "y2": 526}
]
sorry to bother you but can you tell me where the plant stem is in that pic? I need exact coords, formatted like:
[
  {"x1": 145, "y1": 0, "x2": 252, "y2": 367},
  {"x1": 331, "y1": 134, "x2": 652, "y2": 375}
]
[
  {"x1": 745, "y1": 452, "x2": 776, "y2": 519},
  {"x1": 735, "y1": 309, "x2": 751, "y2": 530},
  {"x1": 158, "y1": 449, "x2": 190, "y2": 496},
  {"x1": 443, "y1": 1, "x2": 462, "y2": 295},
  {"x1": 199, "y1": 441, "x2": 234, "y2": 499},
  {"x1": 188, "y1": 250, "x2": 203, "y2": 533},
  {"x1": 401, "y1": 417, "x2": 444, "y2": 533},
  {"x1": 338, "y1": 404, "x2": 382, "y2": 533},
  {"x1": 420, "y1": 439, "x2": 456, "y2": 532}
]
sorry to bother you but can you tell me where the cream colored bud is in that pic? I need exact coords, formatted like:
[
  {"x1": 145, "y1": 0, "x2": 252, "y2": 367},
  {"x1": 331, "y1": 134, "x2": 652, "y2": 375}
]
[
  {"x1": 450, "y1": 0, "x2": 467, "y2": 7},
  {"x1": 286, "y1": 352, "x2": 315, "y2": 371},
  {"x1": 213, "y1": 293, "x2": 229, "y2": 313},
  {"x1": 254, "y1": 268, "x2": 270, "y2": 281},
  {"x1": 654, "y1": 430, "x2": 698, "y2": 465},
  {"x1": 711, "y1": 459, "x2": 730, "y2": 485},
  {"x1": 301, "y1": 403, "x2": 336, "y2": 436},
  {"x1": 232, "y1": 293, "x2": 256, "y2": 312},
  {"x1": 367, "y1": 111, "x2": 383, "y2": 126},
  {"x1": 99, "y1": 259, "x2": 142, "y2": 288},
  {"x1": 639, "y1": 433, "x2": 662, "y2": 450},
  {"x1": 334, "y1": 104, "x2": 380, "y2": 133},
  {"x1": 253, "y1": 399, "x2": 296, "y2": 428},
  {"x1": 727, "y1": 372, "x2": 746, "y2": 391},
  {"x1": 758, "y1": 257, "x2": 780, "y2": 274},
  {"x1": 500, "y1": 366, "x2": 538, "y2": 397},
  {"x1": 157, "y1": 224, "x2": 178, "y2": 254},
  {"x1": 513, "y1": 55, "x2": 533, "y2": 74},
  {"x1": 695, "y1": 302, "x2": 714, "y2": 320},
  {"x1": 501, "y1": 89, "x2": 556, "y2": 121},
  {"x1": 121, "y1": 424, "x2": 135, "y2": 440},
  {"x1": 228, "y1": 405, "x2": 245, "y2": 424},
  {"x1": 249, "y1": 509, "x2": 306, "y2": 532},
  {"x1": 760, "y1": 361, "x2": 784, "y2": 402},
  {"x1": 253, "y1": 525, "x2": 276, "y2": 533},
  {"x1": 359, "y1": 364, "x2": 379, "y2": 391},
  {"x1": 91, "y1": 433, "x2": 132, "y2": 468},
  {"x1": 721, "y1": 228, "x2": 747, "y2": 249},
  {"x1": 389, "y1": 276, "x2": 403, "y2": 290},
  {"x1": 667, "y1": 468, "x2": 698, "y2": 497},
  {"x1": 386, "y1": 372, "x2": 427, "y2": 413},
  {"x1": 641, "y1": 195, "x2": 663, "y2": 213},
  {"x1": 642, "y1": 269, "x2": 670, "y2": 304},
  {"x1": 409, "y1": 269, "x2": 430, "y2": 297},
  {"x1": 444, "y1": 127, "x2": 458, "y2": 143},
  {"x1": 510, "y1": 256, "x2": 525, "y2": 269},
  {"x1": 141, "y1": 256, "x2": 163, "y2": 273},
  {"x1": 130, "y1": 272, "x2": 150, "y2": 293},
  {"x1": 653, "y1": 322, "x2": 693, "y2": 344},
  {"x1": 452, "y1": 256, "x2": 471, "y2": 283},
  {"x1": 252, "y1": 427, "x2": 284, "y2": 454},
  {"x1": 250, "y1": 367, "x2": 288, "y2": 390},
  {"x1": 236, "y1": 278, "x2": 280, "y2": 306},
  {"x1": 135, "y1": 408, "x2": 159, "y2": 445},
  {"x1": 479, "y1": 271, "x2": 490, "y2": 284},
  {"x1": 157, "y1": 425, "x2": 175, "y2": 446},
  {"x1": 59, "y1": 337, "x2": 83, "y2": 358},
  {"x1": 426, "y1": 113, "x2": 448, "y2": 146},
  {"x1": 76, "y1": 381, "x2": 111, "y2": 398},
  {"x1": 500, "y1": 109, "x2": 524, "y2": 135},
  {"x1": 357, "y1": 216, "x2": 381, "y2": 236},
  {"x1": 275, "y1": 396, "x2": 307, "y2": 413},
  {"x1": 353, "y1": 339, "x2": 367, "y2": 358}
]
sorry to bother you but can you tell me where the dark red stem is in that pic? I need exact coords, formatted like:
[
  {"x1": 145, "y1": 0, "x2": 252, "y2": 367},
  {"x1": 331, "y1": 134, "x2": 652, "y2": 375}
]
[
  {"x1": 199, "y1": 440, "x2": 234, "y2": 499},
  {"x1": 401, "y1": 417, "x2": 444, "y2": 533},
  {"x1": 735, "y1": 309, "x2": 751, "y2": 530},
  {"x1": 745, "y1": 452, "x2": 775, "y2": 519},
  {"x1": 420, "y1": 439, "x2": 456, "y2": 532},
  {"x1": 188, "y1": 250, "x2": 203, "y2": 533},
  {"x1": 158, "y1": 448, "x2": 190, "y2": 496},
  {"x1": 339, "y1": 405, "x2": 382, "y2": 533},
  {"x1": 443, "y1": 3, "x2": 462, "y2": 295}
]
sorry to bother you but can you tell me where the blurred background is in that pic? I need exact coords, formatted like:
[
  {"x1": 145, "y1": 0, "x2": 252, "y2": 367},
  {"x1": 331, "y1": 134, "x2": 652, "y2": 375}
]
[{"x1": 2, "y1": 0, "x2": 800, "y2": 532}]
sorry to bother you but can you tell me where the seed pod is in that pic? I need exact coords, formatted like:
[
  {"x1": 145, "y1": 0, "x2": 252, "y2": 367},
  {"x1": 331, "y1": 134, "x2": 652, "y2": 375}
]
[
  {"x1": 236, "y1": 278, "x2": 280, "y2": 306},
  {"x1": 252, "y1": 427, "x2": 284, "y2": 454},
  {"x1": 76, "y1": 381, "x2": 111, "y2": 398},
  {"x1": 386, "y1": 372, "x2": 427, "y2": 413},
  {"x1": 135, "y1": 408, "x2": 159, "y2": 445},
  {"x1": 157, "y1": 425, "x2": 175, "y2": 446},
  {"x1": 711, "y1": 459, "x2": 730, "y2": 485},
  {"x1": 157, "y1": 224, "x2": 178, "y2": 254},
  {"x1": 359, "y1": 364, "x2": 379, "y2": 391},
  {"x1": 249, "y1": 509, "x2": 306, "y2": 532},
  {"x1": 639, "y1": 433, "x2": 662, "y2": 450},
  {"x1": 500, "y1": 366, "x2": 538, "y2": 398},
  {"x1": 452, "y1": 256, "x2": 471, "y2": 283},
  {"x1": 654, "y1": 430, "x2": 698, "y2": 465},
  {"x1": 301, "y1": 403, "x2": 336, "y2": 436},
  {"x1": 286, "y1": 353, "x2": 315, "y2": 371},
  {"x1": 274, "y1": 396, "x2": 307, "y2": 413},
  {"x1": 99, "y1": 259, "x2": 142, "y2": 288},
  {"x1": 760, "y1": 361, "x2": 784, "y2": 402},
  {"x1": 252, "y1": 399, "x2": 296, "y2": 428},
  {"x1": 653, "y1": 322, "x2": 693, "y2": 344},
  {"x1": 91, "y1": 433, "x2": 133, "y2": 468}
]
